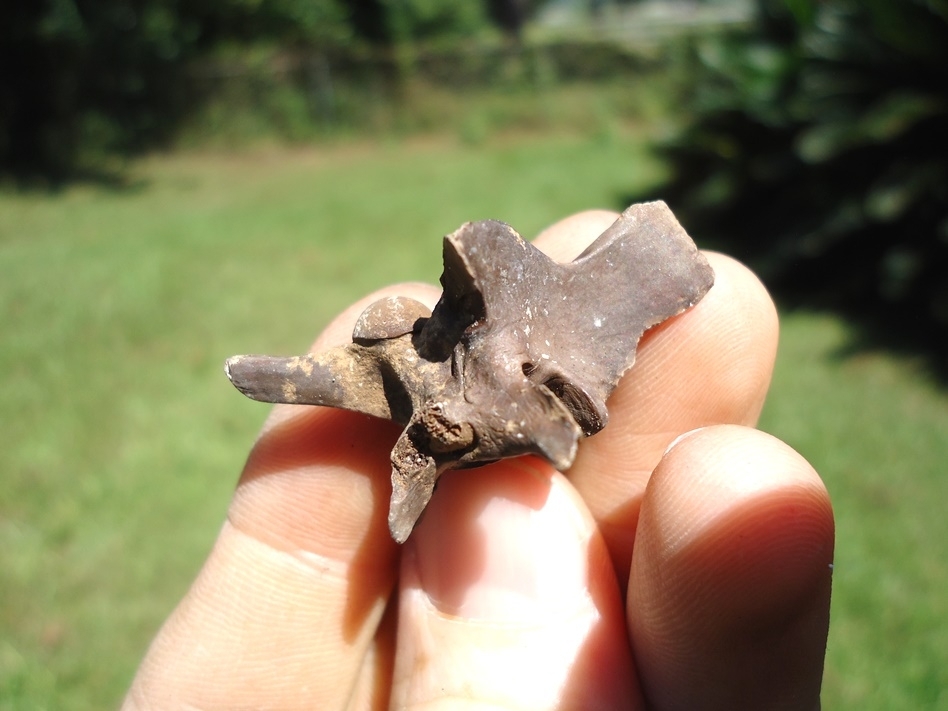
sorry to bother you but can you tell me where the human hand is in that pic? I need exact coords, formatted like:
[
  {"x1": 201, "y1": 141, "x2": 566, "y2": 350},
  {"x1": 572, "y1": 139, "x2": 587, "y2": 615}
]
[{"x1": 123, "y1": 211, "x2": 834, "y2": 710}]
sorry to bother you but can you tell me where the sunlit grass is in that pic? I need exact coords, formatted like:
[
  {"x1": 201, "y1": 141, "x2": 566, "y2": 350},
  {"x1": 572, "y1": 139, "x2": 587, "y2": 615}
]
[
  {"x1": 0, "y1": 131, "x2": 662, "y2": 709},
  {"x1": 1, "y1": 131, "x2": 946, "y2": 709},
  {"x1": 760, "y1": 313, "x2": 948, "y2": 709}
]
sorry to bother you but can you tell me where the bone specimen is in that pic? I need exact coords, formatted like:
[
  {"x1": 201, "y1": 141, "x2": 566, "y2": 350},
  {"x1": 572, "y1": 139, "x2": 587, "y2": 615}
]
[{"x1": 226, "y1": 201, "x2": 714, "y2": 542}]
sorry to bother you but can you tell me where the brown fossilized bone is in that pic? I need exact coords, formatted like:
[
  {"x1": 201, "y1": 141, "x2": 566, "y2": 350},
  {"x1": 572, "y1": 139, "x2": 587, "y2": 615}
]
[{"x1": 225, "y1": 201, "x2": 714, "y2": 543}]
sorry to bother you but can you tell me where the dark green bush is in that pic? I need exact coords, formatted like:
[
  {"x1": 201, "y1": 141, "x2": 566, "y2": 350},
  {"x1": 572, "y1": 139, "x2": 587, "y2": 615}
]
[
  {"x1": 0, "y1": 0, "x2": 497, "y2": 183},
  {"x1": 644, "y1": 0, "x2": 948, "y2": 367}
]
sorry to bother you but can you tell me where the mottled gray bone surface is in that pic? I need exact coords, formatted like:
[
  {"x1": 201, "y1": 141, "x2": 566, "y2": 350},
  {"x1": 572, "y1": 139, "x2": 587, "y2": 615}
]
[{"x1": 226, "y1": 201, "x2": 714, "y2": 543}]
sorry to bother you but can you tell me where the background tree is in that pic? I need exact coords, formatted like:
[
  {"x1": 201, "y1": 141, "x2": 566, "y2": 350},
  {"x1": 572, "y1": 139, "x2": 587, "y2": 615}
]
[
  {"x1": 0, "y1": 0, "x2": 499, "y2": 183},
  {"x1": 642, "y1": 0, "x2": 948, "y2": 369}
]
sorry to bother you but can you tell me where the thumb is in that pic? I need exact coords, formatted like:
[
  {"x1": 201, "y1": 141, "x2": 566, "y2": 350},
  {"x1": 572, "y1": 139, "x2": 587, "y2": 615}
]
[{"x1": 390, "y1": 459, "x2": 641, "y2": 710}]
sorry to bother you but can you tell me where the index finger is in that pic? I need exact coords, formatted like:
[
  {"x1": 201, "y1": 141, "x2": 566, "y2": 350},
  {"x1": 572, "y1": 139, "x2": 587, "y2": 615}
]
[{"x1": 532, "y1": 211, "x2": 779, "y2": 586}]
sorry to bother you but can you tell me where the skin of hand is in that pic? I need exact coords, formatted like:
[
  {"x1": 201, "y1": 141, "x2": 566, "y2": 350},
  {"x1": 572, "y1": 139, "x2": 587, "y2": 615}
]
[{"x1": 123, "y1": 211, "x2": 834, "y2": 711}]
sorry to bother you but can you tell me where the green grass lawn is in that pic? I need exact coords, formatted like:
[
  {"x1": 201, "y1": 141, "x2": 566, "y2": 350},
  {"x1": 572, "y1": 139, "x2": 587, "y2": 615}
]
[{"x1": 2, "y1": 132, "x2": 946, "y2": 710}]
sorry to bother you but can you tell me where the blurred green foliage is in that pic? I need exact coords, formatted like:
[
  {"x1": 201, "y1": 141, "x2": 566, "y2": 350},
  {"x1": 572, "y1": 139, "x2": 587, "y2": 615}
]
[
  {"x1": 644, "y1": 0, "x2": 948, "y2": 369},
  {"x1": 0, "y1": 0, "x2": 535, "y2": 182},
  {"x1": 172, "y1": 38, "x2": 655, "y2": 148}
]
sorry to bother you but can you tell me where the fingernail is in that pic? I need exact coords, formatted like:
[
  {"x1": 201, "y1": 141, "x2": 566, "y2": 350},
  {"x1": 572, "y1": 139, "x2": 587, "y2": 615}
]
[{"x1": 662, "y1": 426, "x2": 708, "y2": 457}]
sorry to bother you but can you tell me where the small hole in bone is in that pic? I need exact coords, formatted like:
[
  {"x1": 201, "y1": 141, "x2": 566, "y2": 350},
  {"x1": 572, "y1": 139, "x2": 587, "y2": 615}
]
[{"x1": 521, "y1": 362, "x2": 537, "y2": 377}]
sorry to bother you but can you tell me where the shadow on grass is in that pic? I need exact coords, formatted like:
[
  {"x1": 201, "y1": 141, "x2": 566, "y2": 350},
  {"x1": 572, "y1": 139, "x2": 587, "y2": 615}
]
[
  {"x1": 777, "y1": 297, "x2": 948, "y2": 385},
  {"x1": 1, "y1": 164, "x2": 151, "y2": 194},
  {"x1": 616, "y1": 190, "x2": 948, "y2": 387}
]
